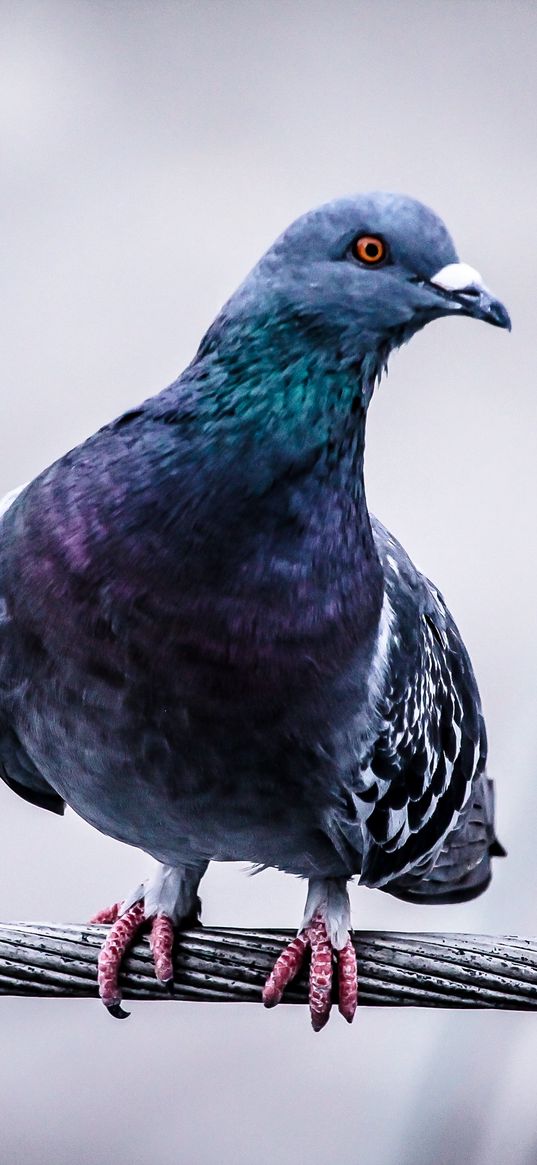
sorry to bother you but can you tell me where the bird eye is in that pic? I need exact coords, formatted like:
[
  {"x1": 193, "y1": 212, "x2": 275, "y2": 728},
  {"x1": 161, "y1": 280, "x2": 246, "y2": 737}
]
[{"x1": 352, "y1": 236, "x2": 387, "y2": 265}]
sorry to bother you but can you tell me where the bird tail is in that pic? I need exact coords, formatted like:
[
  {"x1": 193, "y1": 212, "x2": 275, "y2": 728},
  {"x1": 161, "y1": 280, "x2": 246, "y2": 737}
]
[{"x1": 381, "y1": 773, "x2": 505, "y2": 905}]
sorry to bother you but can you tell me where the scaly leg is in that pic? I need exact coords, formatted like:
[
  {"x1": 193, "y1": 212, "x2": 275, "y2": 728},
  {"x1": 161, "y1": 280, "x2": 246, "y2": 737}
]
[
  {"x1": 263, "y1": 877, "x2": 357, "y2": 1031},
  {"x1": 90, "y1": 860, "x2": 207, "y2": 1018}
]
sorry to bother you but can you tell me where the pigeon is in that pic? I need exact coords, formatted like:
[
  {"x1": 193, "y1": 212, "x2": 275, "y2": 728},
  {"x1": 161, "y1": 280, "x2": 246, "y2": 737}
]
[{"x1": 0, "y1": 193, "x2": 509, "y2": 1029}]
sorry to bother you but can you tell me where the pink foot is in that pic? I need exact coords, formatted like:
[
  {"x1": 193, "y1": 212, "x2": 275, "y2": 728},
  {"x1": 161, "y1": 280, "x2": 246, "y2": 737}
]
[
  {"x1": 89, "y1": 901, "x2": 175, "y2": 1018},
  {"x1": 263, "y1": 910, "x2": 357, "y2": 1031}
]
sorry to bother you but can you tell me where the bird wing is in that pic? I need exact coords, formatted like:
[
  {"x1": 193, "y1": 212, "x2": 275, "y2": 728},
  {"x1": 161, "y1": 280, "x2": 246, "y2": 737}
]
[
  {"x1": 382, "y1": 770, "x2": 505, "y2": 904},
  {"x1": 0, "y1": 484, "x2": 65, "y2": 815},
  {"x1": 356, "y1": 517, "x2": 494, "y2": 891}
]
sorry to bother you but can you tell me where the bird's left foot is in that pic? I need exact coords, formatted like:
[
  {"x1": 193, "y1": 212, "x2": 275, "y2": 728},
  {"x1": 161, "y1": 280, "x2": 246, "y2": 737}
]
[
  {"x1": 262, "y1": 877, "x2": 357, "y2": 1031},
  {"x1": 89, "y1": 861, "x2": 207, "y2": 1018}
]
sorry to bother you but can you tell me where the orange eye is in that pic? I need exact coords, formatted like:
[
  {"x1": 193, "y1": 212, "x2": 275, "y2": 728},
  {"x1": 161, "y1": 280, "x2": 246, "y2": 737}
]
[{"x1": 353, "y1": 235, "x2": 386, "y2": 265}]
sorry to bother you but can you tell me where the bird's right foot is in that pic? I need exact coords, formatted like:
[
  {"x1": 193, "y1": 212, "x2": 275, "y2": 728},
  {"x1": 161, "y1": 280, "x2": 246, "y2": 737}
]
[{"x1": 89, "y1": 861, "x2": 207, "y2": 1017}]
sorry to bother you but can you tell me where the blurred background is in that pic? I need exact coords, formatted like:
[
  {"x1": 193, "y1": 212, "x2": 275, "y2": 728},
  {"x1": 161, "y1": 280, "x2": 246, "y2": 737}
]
[{"x1": 1, "y1": 2, "x2": 536, "y2": 1162}]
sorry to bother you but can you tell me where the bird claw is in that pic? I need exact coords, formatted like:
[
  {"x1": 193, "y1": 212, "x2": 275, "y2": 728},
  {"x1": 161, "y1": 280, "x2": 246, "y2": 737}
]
[
  {"x1": 106, "y1": 1001, "x2": 131, "y2": 1020},
  {"x1": 90, "y1": 899, "x2": 176, "y2": 1015},
  {"x1": 89, "y1": 863, "x2": 206, "y2": 1016},
  {"x1": 262, "y1": 910, "x2": 357, "y2": 1031}
]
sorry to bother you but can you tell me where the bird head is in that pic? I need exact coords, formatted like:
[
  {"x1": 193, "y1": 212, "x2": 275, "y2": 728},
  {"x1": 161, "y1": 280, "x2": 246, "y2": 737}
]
[{"x1": 241, "y1": 192, "x2": 511, "y2": 367}]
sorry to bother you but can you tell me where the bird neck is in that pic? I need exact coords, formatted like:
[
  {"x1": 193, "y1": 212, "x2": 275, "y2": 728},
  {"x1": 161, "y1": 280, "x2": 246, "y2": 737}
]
[
  {"x1": 157, "y1": 314, "x2": 386, "y2": 670},
  {"x1": 180, "y1": 306, "x2": 385, "y2": 508}
]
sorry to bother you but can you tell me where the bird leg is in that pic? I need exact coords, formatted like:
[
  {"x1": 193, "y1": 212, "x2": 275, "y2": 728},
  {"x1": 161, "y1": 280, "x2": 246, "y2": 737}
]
[
  {"x1": 90, "y1": 860, "x2": 207, "y2": 1018},
  {"x1": 263, "y1": 877, "x2": 357, "y2": 1031}
]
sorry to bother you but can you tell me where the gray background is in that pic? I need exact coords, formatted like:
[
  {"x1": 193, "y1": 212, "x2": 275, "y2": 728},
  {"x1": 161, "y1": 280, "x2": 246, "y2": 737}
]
[{"x1": 1, "y1": 2, "x2": 536, "y2": 1162}]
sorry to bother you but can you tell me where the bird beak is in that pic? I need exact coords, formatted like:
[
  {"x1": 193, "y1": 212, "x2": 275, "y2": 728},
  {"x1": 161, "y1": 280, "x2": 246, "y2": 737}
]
[{"x1": 428, "y1": 262, "x2": 511, "y2": 331}]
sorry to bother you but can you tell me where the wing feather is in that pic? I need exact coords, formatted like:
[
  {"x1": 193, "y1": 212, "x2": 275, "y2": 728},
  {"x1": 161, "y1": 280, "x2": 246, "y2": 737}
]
[{"x1": 357, "y1": 519, "x2": 491, "y2": 889}]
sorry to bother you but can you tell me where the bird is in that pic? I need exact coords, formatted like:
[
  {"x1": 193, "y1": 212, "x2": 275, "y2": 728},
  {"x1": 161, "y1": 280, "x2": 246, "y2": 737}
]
[{"x1": 0, "y1": 192, "x2": 509, "y2": 1030}]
